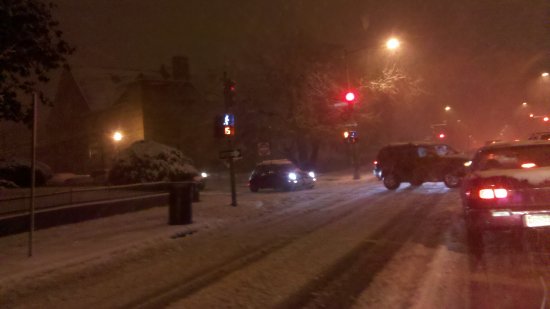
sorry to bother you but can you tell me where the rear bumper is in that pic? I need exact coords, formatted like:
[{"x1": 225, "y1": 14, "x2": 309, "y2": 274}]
[{"x1": 466, "y1": 208, "x2": 550, "y2": 230}]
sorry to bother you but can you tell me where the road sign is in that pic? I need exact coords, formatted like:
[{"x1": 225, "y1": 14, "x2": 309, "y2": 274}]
[{"x1": 219, "y1": 149, "x2": 242, "y2": 159}]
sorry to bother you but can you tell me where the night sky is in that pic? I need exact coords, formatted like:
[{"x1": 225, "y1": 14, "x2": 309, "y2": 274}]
[{"x1": 51, "y1": 0, "x2": 549, "y2": 142}]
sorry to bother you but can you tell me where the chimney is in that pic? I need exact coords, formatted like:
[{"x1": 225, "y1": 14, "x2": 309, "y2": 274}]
[{"x1": 172, "y1": 56, "x2": 190, "y2": 81}]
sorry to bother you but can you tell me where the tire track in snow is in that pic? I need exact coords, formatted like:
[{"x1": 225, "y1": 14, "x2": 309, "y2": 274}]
[
  {"x1": 275, "y1": 189, "x2": 447, "y2": 309},
  {"x1": 128, "y1": 182, "x2": 395, "y2": 309}
]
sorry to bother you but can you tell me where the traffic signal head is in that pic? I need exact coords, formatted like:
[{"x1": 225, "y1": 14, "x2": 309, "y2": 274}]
[
  {"x1": 438, "y1": 132, "x2": 446, "y2": 139},
  {"x1": 214, "y1": 114, "x2": 235, "y2": 138},
  {"x1": 342, "y1": 130, "x2": 358, "y2": 143},
  {"x1": 344, "y1": 91, "x2": 356, "y2": 103},
  {"x1": 224, "y1": 126, "x2": 234, "y2": 136},
  {"x1": 224, "y1": 79, "x2": 236, "y2": 107}
]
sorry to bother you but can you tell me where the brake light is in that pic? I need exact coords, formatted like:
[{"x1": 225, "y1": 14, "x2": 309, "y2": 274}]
[
  {"x1": 373, "y1": 160, "x2": 378, "y2": 165},
  {"x1": 479, "y1": 188, "x2": 508, "y2": 199}
]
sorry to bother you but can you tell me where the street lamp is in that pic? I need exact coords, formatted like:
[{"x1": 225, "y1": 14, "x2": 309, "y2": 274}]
[
  {"x1": 112, "y1": 131, "x2": 124, "y2": 161},
  {"x1": 444, "y1": 106, "x2": 451, "y2": 112},
  {"x1": 386, "y1": 37, "x2": 401, "y2": 51},
  {"x1": 341, "y1": 36, "x2": 403, "y2": 180},
  {"x1": 112, "y1": 131, "x2": 123, "y2": 142},
  {"x1": 542, "y1": 72, "x2": 549, "y2": 77}
]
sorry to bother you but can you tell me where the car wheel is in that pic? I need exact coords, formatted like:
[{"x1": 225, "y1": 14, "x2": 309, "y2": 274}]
[
  {"x1": 383, "y1": 173, "x2": 401, "y2": 190},
  {"x1": 444, "y1": 173, "x2": 461, "y2": 188}
]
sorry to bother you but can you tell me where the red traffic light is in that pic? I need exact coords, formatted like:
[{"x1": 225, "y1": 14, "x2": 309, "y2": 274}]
[
  {"x1": 224, "y1": 79, "x2": 237, "y2": 107},
  {"x1": 345, "y1": 91, "x2": 356, "y2": 103},
  {"x1": 438, "y1": 133, "x2": 446, "y2": 139}
]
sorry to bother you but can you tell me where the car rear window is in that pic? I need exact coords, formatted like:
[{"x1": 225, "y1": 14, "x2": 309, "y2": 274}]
[{"x1": 473, "y1": 145, "x2": 550, "y2": 171}]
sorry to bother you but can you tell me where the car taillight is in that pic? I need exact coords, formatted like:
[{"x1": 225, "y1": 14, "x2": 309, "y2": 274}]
[
  {"x1": 373, "y1": 160, "x2": 378, "y2": 165},
  {"x1": 521, "y1": 162, "x2": 536, "y2": 169},
  {"x1": 478, "y1": 188, "x2": 508, "y2": 199}
]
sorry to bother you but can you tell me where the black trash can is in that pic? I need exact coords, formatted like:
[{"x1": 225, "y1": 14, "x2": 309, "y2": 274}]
[{"x1": 169, "y1": 183, "x2": 192, "y2": 225}]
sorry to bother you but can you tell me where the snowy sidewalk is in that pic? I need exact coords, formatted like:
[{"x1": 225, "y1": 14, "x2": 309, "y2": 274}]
[
  {"x1": 0, "y1": 190, "x2": 262, "y2": 282},
  {"x1": 0, "y1": 171, "x2": 363, "y2": 284}
]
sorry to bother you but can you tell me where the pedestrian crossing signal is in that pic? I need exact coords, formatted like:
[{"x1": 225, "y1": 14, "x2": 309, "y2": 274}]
[{"x1": 224, "y1": 125, "x2": 234, "y2": 136}]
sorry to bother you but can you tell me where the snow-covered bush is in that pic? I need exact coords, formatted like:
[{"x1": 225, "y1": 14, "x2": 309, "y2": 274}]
[
  {"x1": 0, "y1": 158, "x2": 53, "y2": 187},
  {"x1": 108, "y1": 140, "x2": 198, "y2": 185}
]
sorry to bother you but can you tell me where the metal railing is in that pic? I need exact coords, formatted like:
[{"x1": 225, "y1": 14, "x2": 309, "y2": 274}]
[{"x1": 0, "y1": 182, "x2": 171, "y2": 216}]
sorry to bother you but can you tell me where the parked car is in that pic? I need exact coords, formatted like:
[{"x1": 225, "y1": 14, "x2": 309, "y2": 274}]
[
  {"x1": 248, "y1": 159, "x2": 316, "y2": 192},
  {"x1": 461, "y1": 140, "x2": 550, "y2": 234},
  {"x1": 527, "y1": 131, "x2": 550, "y2": 141},
  {"x1": 0, "y1": 158, "x2": 52, "y2": 187},
  {"x1": 373, "y1": 142, "x2": 470, "y2": 190}
]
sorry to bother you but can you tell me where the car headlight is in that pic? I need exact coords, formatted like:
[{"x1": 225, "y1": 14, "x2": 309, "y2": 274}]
[
  {"x1": 201, "y1": 172, "x2": 208, "y2": 178},
  {"x1": 288, "y1": 172, "x2": 297, "y2": 180},
  {"x1": 308, "y1": 171, "x2": 315, "y2": 178}
]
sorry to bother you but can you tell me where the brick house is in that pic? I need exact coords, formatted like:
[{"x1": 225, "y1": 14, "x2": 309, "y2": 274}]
[{"x1": 39, "y1": 57, "x2": 203, "y2": 173}]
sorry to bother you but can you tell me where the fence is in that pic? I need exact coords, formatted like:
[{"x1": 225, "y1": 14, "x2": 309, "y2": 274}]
[{"x1": 0, "y1": 182, "x2": 171, "y2": 216}]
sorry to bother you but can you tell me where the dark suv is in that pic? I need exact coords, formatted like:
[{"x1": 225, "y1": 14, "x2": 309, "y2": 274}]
[
  {"x1": 249, "y1": 159, "x2": 316, "y2": 192},
  {"x1": 373, "y1": 142, "x2": 470, "y2": 190}
]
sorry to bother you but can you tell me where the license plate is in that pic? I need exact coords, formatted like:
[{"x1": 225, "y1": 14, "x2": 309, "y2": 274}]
[{"x1": 523, "y1": 214, "x2": 550, "y2": 228}]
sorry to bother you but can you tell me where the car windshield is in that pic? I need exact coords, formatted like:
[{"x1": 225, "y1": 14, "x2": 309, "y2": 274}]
[
  {"x1": 473, "y1": 145, "x2": 550, "y2": 171},
  {"x1": 417, "y1": 144, "x2": 457, "y2": 157}
]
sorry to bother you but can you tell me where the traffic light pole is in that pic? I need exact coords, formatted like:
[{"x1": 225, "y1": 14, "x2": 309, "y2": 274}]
[
  {"x1": 227, "y1": 139, "x2": 237, "y2": 207},
  {"x1": 348, "y1": 105, "x2": 360, "y2": 180},
  {"x1": 223, "y1": 71, "x2": 237, "y2": 206},
  {"x1": 352, "y1": 142, "x2": 360, "y2": 180}
]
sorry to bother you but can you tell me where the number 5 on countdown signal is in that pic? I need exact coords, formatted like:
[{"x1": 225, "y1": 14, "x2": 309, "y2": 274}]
[{"x1": 224, "y1": 125, "x2": 234, "y2": 136}]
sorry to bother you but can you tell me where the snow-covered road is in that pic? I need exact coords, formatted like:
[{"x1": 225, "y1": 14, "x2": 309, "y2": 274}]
[{"x1": 0, "y1": 172, "x2": 548, "y2": 308}]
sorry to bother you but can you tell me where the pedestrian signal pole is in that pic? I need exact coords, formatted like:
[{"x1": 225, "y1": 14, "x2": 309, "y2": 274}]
[{"x1": 223, "y1": 72, "x2": 237, "y2": 206}]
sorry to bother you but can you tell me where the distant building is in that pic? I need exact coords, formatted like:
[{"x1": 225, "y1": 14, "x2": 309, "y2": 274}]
[{"x1": 39, "y1": 56, "x2": 202, "y2": 173}]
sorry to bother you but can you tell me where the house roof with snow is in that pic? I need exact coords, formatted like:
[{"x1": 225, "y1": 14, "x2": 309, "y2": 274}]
[{"x1": 69, "y1": 67, "x2": 164, "y2": 112}]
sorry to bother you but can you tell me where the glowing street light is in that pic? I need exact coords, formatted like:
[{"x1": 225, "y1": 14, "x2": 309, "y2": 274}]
[
  {"x1": 444, "y1": 106, "x2": 451, "y2": 111},
  {"x1": 112, "y1": 131, "x2": 123, "y2": 142},
  {"x1": 522, "y1": 102, "x2": 528, "y2": 107},
  {"x1": 386, "y1": 37, "x2": 400, "y2": 50},
  {"x1": 542, "y1": 72, "x2": 549, "y2": 77}
]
